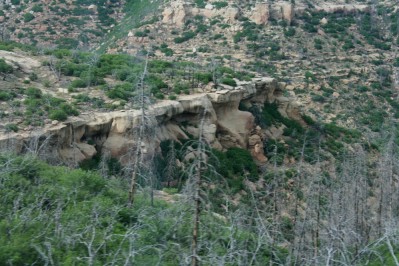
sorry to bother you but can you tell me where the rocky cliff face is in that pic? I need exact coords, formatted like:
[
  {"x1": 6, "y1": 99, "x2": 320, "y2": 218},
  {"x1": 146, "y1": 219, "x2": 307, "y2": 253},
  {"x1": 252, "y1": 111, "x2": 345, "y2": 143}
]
[
  {"x1": 0, "y1": 77, "x2": 300, "y2": 165},
  {"x1": 161, "y1": 1, "x2": 369, "y2": 27},
  {"x1": 162, "y1": 1, "x2": 295, "y2": 26}
]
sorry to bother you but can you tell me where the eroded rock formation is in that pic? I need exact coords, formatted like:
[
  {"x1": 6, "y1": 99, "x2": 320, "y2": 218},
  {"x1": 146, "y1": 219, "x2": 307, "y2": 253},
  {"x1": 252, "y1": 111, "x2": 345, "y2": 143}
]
[
  {"x1": 161, "y1": 1, "x2": 368, "y2": 27},
  {"x1": 0, "y1": 78, "x2": 301, "y2": 165},
  {"x1": 250, "y1": 3, "x2": 269, "y2": 25}
]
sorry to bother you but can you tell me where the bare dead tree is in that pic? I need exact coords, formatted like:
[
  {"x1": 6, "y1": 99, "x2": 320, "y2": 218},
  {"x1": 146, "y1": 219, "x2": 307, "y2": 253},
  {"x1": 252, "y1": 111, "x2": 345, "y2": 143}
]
[
  {"x1": 85, "y1": 53, "x2": 100, "y2": 89},
  {"x1": 48, "y1": 55, "x2": 63, "y2": 82},
  {"x1": 128, "y1": 54, "x2": 152, "y2": 207},
  {"x1": 190, "y1": 108, "x2": 208, "y2": 266},
  {"x1": 209, "y1": 57, "x2": 221, "y2": 88},
  {"x1": 177, "y1": 104, "x2": 222, "y2": 266}
]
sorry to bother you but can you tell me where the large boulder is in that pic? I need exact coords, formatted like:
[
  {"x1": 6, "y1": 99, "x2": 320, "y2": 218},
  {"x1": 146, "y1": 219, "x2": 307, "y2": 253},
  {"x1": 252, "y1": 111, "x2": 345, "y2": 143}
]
[{"x1": 248, "y1": 134, "x2": 267, "y2": 162}]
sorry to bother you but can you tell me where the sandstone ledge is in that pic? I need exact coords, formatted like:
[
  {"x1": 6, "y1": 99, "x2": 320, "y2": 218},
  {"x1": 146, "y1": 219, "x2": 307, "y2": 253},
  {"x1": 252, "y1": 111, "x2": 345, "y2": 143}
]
[{"x1": 0, "y1": 77, "x2": 300, "y2": 164}]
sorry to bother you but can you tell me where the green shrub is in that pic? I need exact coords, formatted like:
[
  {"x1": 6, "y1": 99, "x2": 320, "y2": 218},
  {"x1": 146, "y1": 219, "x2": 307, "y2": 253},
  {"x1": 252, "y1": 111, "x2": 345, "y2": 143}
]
[
  {"x1": 195, "y1": 72, "x2": 213, "y2": 84},
  {"x1": 221, "y1": 77, "x2": 237, "y2": 87},
  {"x1": 56, "y1": 37, "x2": 79, "y2": 49},
  {"x1": 148, "y1": 75, "x2": 167, "y2": 90},
  {"x1": 149, "y1": 60, "x2": 173, "y2": 73},
  {"x1": 49, "y1": 109, "x2": 68, "y2": 121},
  {"x1": 305, "y1": 71, "x2": 316, "y2": 82},
  {"x1": 302, "y1": 114, "x2": 315, "y2": 125},
  {"x1": 195, "y1": 0, "x2": 206, "y2": 8},
  {"x1": 73, "y1": 93, "x2": 91, "y2": 103},
  {"x1": 356, "y1": 85, "x2": 368, "y2": 92},
  {"x1": 174, "y1": 82, "x2": 189, "y2": 94},
  {"x1": 0, "y1": 91, "x2": 13, "y2": 101},
  {"x1": 52, "y1": 49, "x2": 72, "y2": 59},
  {"x1": 159, "y1": 44, "x2": 174, "y2": 56},
  {"x1": 5, "y1": 123, "x2": 18, "y2": 132},
  {"x1": 134, "y1": 31, "x2": 147, "y2": 37},
  {"x1": 213, "y1": 1, "x2": 228, "y2": 9},
  {"x1": 174, "y1": 31, "x2": 196, "y2": 43},
  {"x1": 0, "y1": 58, "x2": 13, "y2": 74},
  {"x1": 155, "y1": 92, "x2": 165, "y2": 99},
  {"x1": 342, "y1": 39, "x2": 355, "y2": 50},
  {"x1": 25, "y1": 87, "x2": 42, "y2": 98},
  {"x1": 29, "y1": 72, "x2": 38, "y2": 81},
  {"x1": 106, "y1": 83, "x2": 135, "y2": 100},
  {"x1": 168, "y1": 94, "x2": 177, "y2": 100},
  {"x1": 314, "y1": 39, "x2": 323, "y2": 50},
  {"x1": 31, "y1": 4, "x2": 43, "y2": 12},
  {"x1": 23, "y1": 13, "x2": 35, "y2": 22},
  {"x1": 60, "y1": 103, "x2": 79, "y2": 116},
  {"x1": 195, "y1": 23, "x2": 209, "y2": 34},
  {"x1": 311, "y1": 94, "x2": 326, "y2": 103},
  {"x1": 284, "y1": 27, "x2": 296, "y2": 37},
  {"x1": 69, "y1": 79, "x2": 87, "y2": 89}
]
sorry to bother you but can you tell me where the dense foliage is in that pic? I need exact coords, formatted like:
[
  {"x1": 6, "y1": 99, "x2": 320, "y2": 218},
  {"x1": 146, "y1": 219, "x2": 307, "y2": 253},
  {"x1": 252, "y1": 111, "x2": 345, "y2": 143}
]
[{"x1": 0, "y1": 153, "x2": 276, "y2": 265}]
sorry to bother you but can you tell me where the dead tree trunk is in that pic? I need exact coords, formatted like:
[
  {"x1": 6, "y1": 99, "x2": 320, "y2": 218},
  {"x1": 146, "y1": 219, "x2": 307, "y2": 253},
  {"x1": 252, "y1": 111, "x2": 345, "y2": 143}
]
[{"x1": 128, "y1": 56, "x2": 149, "y2": 207}]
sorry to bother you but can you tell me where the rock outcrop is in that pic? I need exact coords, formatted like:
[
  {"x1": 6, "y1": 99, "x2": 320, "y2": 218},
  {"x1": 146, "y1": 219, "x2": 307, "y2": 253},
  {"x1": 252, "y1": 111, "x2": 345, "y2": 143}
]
[
  {"x1": 250, "y1": 3, "x2": 269, "y2": 25},
  {"x1": 0, "y1": 78, "x2": 301, "y2": 165},
  {"x1": 315, "y1": 4, "x2": 370, "y2": 14},
  {"x1": 0, "y1": 50, "x2": 41, "y2": 73},
  {"x1": 162, "y1": 1, "x2": 296, "y2": 26},
  {"x1": 162, "y1": 0, "x2": 189, "y2": 27},
  {"x1": 273, "y1": 2, "x2": 295, "y2": 24},
  {"x1": 161, "y1": 1, "x2": 369, "y2": 27}
]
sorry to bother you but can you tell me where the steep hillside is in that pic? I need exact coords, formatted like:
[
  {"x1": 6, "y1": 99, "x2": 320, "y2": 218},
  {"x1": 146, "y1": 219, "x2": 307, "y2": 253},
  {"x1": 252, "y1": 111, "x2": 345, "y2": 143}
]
[
  {"x1": 0, "y1": 0, "x2": 163, "y2": 50},
  {"x1": 122, "y1": 0, "x2": 399, "y2": 132}
]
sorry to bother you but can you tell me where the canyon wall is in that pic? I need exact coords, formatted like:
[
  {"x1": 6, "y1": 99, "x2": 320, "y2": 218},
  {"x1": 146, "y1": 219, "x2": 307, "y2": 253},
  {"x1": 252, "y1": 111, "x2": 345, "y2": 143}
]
[
  {"x1": 0, "y1": 77, "x2": 301, "y2": 165},
  {"x1": 161, "y1": 1, "x2": 369, "y2": 27}
]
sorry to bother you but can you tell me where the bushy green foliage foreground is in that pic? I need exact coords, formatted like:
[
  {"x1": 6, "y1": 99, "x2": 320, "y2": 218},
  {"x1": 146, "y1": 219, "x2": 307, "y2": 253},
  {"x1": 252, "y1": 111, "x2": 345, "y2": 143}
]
[
  {"x1": 0, "y1": 153, "x2": 276, "y2": 265},
  {"x1": 0, "y1": 58, "x2": 13, "y2": 74}
]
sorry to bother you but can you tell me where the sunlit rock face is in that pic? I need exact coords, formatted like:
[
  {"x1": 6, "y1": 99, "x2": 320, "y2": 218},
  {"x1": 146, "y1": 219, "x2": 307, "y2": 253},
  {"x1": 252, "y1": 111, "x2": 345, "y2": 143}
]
[{"x1": 0, "y1": 77, "x2": 301, "y2": 165}]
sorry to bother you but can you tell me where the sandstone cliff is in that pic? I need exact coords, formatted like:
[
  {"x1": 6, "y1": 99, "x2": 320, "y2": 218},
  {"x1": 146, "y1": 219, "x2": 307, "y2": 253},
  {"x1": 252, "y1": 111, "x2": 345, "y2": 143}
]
[
  {"x1": 0, "y1": 77, "x2": 301, "y2": 165},
  {"x1": 161, "y1": 1, "x2": 368, "y2": 27}
]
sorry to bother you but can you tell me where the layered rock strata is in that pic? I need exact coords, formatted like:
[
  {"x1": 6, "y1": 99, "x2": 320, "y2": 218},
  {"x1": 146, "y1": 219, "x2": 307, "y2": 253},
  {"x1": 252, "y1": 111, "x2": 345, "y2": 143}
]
[
  {"x1": 0, "y1": 78, "x2": 300, "y2": 165},
  {"x1": 161, "y1": 1, "x2": 369, "y2": 27}
]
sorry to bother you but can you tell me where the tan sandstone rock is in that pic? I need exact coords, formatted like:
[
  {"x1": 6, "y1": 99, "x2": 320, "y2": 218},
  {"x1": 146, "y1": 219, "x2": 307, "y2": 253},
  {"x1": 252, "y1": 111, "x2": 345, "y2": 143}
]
[
  {"x1": 250, "y1": 2, "x2": 269, "y2": 25},
  {"x1": 272, "y1": 2, "x2": 294, "y2": 24},
  {"x1": 162, "y1": 1, "x2": 189, "y2": 27}
]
